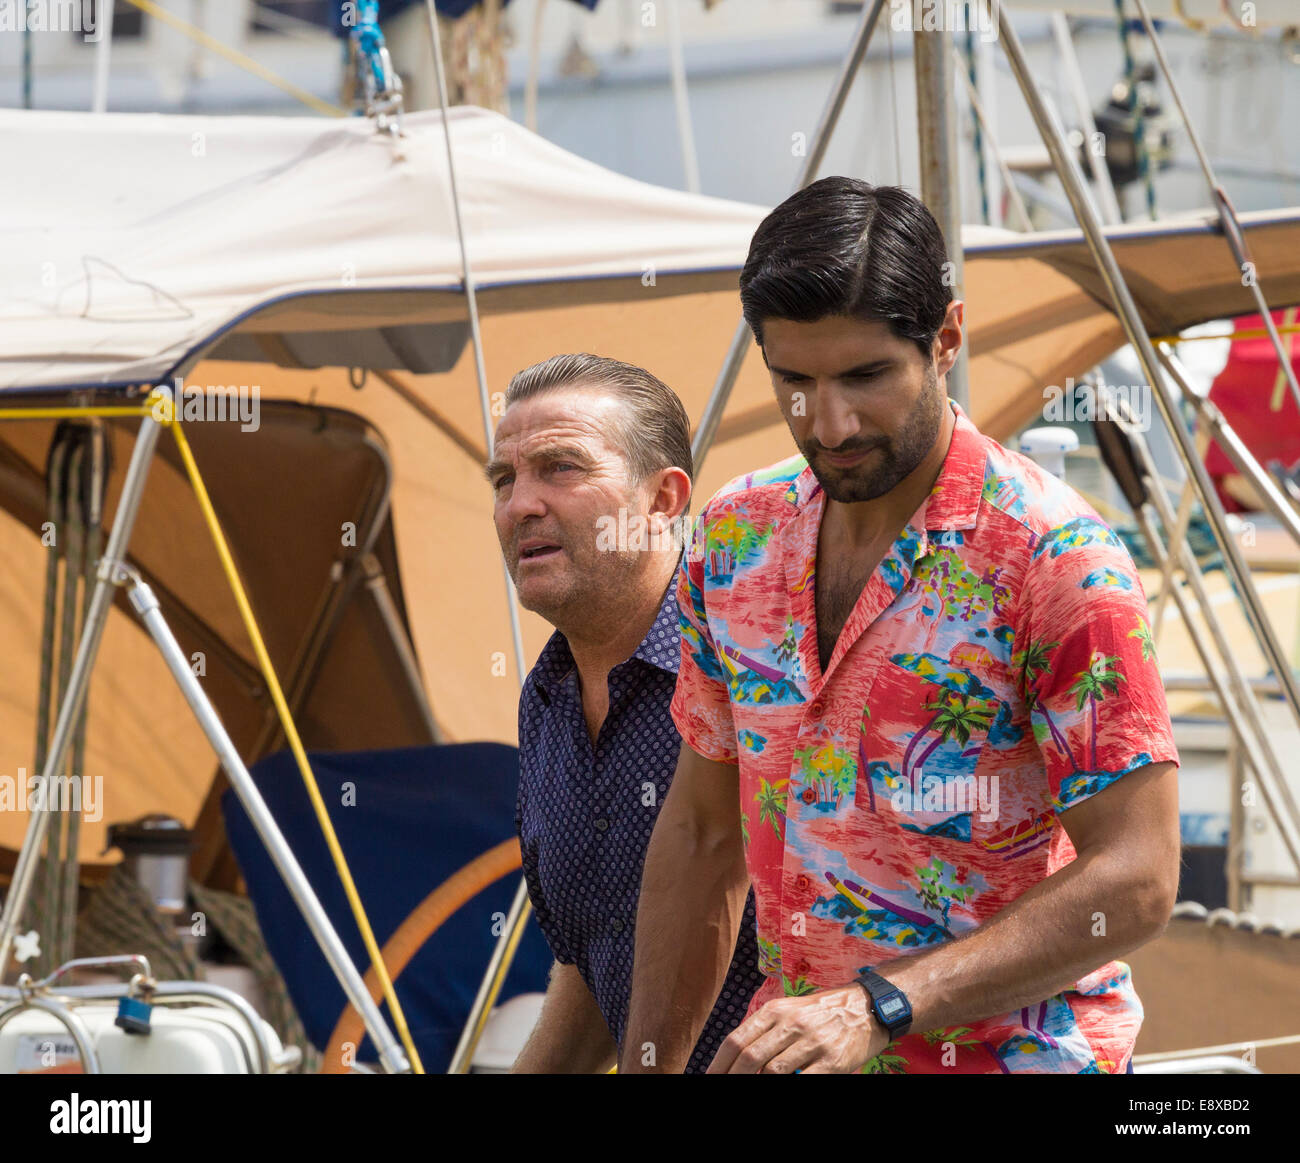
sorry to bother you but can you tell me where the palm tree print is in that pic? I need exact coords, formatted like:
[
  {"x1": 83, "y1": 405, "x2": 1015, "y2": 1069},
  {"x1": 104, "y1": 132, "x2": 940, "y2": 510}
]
[
  {"x1": 1013, "y1": 636, "x2": 1080, "y2": 772},
  {"x1": 1128, "y1": 616, "x2": 1156, "y2": 663},
  {"x1": 909, "y1": 691, "x2": 997, "y2": 778},
  {"x1": 792, "y1": 741, "x2": 854, "y2": 809},
  {"x1": 861, "y1": 1049, "x2": 908, "y2": 1074},
  {"x1": 782, "y1": 974, "x2": 816, "y2": 997},
  {"x1": 1069, "y1": 651, "x2": 1126, "y2": 769},
  {"x1": 754, "y1": 779, "x2": 788, "y2": 840}
]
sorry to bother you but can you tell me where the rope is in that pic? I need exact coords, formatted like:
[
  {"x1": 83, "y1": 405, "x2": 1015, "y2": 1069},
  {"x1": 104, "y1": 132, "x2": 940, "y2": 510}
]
[
  {"x1": 61, "y1": 424, "x2": 106, "y2": 967},
  {"x1": 1114, "y1": 0, "x2": 1158, "y2": 220},
  {"x1": 120, "y1": 0, "x2": 345, "y2": 118},
  {"x1": 963, "y1": 28, "x2": 990, "y2": 225},
  {"x1": 1135, "y1": 1032, "x2": 1300, "y2": 1063},
  {"x1": 0, "y1": 406, "x2": 156, "y2": 422},
  {"x1": 166, "y1": 417, "x2": 423, "y2": 1074},
  {"x1": 50, "y1": 438, "x2": 86, "y2": 971},
  {"x1": 1152, "y1": 323, "x2": 1300, "y2": 345},
  {"x1": 28, "y1": 436, "x2": 67, "y2": 977},
  {"x1": 21, "y1": 24, "x2": 32, "y2": 109}
]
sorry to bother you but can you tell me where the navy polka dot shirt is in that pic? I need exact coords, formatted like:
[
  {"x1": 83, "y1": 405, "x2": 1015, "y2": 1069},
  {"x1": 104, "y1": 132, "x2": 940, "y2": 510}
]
[{"x1": 516, "y1": 574, "x2": 763, "y2": 1073}]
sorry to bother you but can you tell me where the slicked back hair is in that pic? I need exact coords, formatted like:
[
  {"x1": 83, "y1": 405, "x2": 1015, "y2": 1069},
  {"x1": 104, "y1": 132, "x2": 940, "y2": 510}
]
[
  {"x1": 503, "y1": 353, "x2": 694, "y2": 488},
  {"x1": 739, "y1": 177, "x2": 953, "y2": 359}
]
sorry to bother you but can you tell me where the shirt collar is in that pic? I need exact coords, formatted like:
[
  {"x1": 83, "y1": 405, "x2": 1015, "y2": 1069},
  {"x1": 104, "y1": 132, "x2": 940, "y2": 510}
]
[
  {"x1": 530, "y1": 566, "x2": 681, "y2": 700},
  {"x1": 786, "y1": 399, "x2": 985, "y2": 533}
]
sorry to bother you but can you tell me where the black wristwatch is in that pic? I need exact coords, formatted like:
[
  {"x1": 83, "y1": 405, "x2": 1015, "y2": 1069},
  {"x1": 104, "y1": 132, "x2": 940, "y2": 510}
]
[{"x1": 855, "y1": 969, "x2": 912, "y2": 1039}]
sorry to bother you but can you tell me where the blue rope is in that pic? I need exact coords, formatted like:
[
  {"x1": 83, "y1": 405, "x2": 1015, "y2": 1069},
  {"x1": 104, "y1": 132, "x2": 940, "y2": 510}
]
[
  {"x1": 964, "y1": 27, "x2": 990, "y2": 226},
  {"x1": 1114, "y1": 0, "x2": 1158, "y2": 220}
]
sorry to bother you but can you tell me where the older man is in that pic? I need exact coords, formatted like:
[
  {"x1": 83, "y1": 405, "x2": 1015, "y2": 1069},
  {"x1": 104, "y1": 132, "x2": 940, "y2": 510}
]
[
  {"x1": 622, "y1": 178, "x2": 1181, "y2": 1074},
  {"x1": 487, "y1": 353, "x2": 761, "y2": 1073}
]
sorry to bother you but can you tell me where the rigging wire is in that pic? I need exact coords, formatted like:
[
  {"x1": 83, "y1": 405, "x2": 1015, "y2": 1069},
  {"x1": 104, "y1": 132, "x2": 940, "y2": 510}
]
[
  {"x1": 1132, "y1": 0, "x2": 1300, "y2": 416},
  {"x1": 120, "y1": 0, "x2": 345, "y2": 117}
]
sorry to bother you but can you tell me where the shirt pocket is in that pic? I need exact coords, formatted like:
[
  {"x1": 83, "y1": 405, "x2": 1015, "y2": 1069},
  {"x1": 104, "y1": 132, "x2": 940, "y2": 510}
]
[{"x1": 860, "y1": 652, "x2": 1006, "y2": 843}]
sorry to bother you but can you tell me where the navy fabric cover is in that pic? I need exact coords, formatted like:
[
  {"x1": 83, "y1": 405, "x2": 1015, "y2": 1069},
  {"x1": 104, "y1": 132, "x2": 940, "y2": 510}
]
[{"x1": 222, "y1": 743, "x2": 551, "y2": 1070}]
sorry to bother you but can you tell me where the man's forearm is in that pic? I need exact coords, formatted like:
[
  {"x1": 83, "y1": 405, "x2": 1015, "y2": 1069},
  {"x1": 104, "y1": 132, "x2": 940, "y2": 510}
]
[
  {"x1": 620, "y1": 782, "x2": 749, "y2": 1073},
  {"x1": 512, "y1": 961, "x2": 617, "y2": 1073},
  {"x1": 878, "y1": 841, "x2": 1173, "y2": 1037}
]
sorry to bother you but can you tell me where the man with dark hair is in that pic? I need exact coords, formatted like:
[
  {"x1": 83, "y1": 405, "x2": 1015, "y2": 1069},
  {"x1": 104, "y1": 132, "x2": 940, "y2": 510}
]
[
  {"x1": 622, "y1": 178, "x2": 1180, "y2": 1074},
  {"x1": 486, "y1": 353, "x2": 761, "y2": 1072}
]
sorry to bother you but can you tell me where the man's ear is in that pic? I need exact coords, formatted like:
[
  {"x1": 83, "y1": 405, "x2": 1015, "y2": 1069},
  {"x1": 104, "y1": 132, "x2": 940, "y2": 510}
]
[
  {"x1": 933, "y1": 299, "x2": 965, "y2": 379},
  {"x1": 648, "y1": 466, "x2": 692, "y2": 527}
]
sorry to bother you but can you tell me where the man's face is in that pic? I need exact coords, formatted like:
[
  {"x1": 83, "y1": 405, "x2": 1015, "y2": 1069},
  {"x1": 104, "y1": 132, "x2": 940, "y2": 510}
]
[
  {"x1": 488, "y1": 387, "x2": 647, "y2": 623},
  {"x1": 763, "y1": 314, "x2": 947, "y2": 504}
]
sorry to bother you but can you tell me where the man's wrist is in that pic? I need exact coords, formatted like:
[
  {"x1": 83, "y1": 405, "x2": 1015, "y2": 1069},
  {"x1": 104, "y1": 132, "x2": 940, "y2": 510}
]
[{"x1": 854, "y1": 969, "x2": 913, "y2": 1039}]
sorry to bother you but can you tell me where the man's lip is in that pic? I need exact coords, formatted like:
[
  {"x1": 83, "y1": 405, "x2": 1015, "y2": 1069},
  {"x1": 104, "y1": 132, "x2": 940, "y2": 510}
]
[
  {"x1": 518, "y1": 543, "x2": 563, "y2": 563},
  {"x1": 821, "y1": 446, "x2": 879, "y2": 467}
]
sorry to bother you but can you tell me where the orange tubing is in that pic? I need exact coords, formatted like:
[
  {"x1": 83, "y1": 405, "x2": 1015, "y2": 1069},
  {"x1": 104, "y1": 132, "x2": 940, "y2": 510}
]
[{"x1": 320, "y1": 837, "x2": 523, "y2": 1074}]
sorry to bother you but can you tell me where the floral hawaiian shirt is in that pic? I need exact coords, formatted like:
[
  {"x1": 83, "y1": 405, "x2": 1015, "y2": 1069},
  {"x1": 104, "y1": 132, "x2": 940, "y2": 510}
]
[{"x1": 670, "y1": 400, "x2": 1179, "y2": 1074}]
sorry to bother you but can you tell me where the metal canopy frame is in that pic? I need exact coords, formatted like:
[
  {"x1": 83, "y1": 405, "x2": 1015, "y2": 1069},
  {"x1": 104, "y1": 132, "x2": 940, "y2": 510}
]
[{"x1": 0, "y1": 392, "x2": 414, "y2": 1074}]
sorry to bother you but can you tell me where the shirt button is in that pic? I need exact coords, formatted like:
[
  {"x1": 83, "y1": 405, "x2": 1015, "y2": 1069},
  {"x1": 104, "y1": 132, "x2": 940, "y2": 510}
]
[
  {"x1": 611, "y1": 918, "x2": 625, "y2": 934},
  {"x1": 594, "y1": 818, "x2": 609, "y2": 832},
  {"x1": 810, "y1": 699, "x2": 825, "y2": 717}
]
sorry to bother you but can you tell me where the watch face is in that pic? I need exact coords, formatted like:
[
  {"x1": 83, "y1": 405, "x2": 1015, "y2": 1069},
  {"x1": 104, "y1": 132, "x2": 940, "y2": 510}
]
[{"x1": 877, "y1": 995, "x2": 907, "y2": 1020}]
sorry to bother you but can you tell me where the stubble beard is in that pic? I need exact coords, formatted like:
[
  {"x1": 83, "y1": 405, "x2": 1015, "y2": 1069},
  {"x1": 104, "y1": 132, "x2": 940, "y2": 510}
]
[
  {"x1": 512, "y1": 522, "x2": 647, "y2": 636},
  {"x1": 800, "y1": 364, "x2": 945, "y2": 504}
]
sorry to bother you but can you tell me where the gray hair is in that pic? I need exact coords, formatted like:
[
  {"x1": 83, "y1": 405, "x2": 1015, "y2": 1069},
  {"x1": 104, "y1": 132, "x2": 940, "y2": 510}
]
[{"x1": 503, "y1": 353, "x2": 694, "y2": 486}]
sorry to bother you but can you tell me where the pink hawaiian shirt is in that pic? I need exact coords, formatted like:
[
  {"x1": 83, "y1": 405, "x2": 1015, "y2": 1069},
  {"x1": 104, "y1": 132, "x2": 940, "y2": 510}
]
[{"x1": 670, "y1": 401, "x2": 1179, "y2": 1073}]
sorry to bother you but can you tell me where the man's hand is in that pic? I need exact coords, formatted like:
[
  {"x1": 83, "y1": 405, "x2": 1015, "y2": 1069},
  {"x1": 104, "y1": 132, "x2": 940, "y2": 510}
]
[{"x1": 707, "y1": 984, "x2": 889, "y2": 1074}]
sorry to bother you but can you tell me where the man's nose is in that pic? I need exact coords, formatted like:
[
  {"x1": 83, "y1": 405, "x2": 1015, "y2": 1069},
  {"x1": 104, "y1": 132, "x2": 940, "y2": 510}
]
[
  {"x1": 503, "y1": 469, "x2": 547, "y2": 525},
  {"x1": 809, "y1": 383, "x2": 861, "y2": 450}
]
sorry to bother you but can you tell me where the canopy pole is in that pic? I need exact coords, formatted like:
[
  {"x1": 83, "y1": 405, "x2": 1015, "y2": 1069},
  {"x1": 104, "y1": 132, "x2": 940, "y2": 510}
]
[
  {"x1": 1050, "y1": 12, "x2": 1123, "y2": 225},
  {"x1": 692, "y1": 0, "x2": 891, "y2": 472},
  {"x1": 988, "y1": 0, "x2": 1300, "y2": 736},
  {"x1": 169, "y1": 416, "x2": 420, "y2": 1073},
  {"x1": 121, "y1": 567, "x2": 414, "y2": 1072},
  {"x1": 0, "y1": 399, "x2": 165, "y2": 975},
  {"x1": 91, "y1": 0, "x2": 116, "y2": 114},
  {"x1": 665, "y1": 0, "x2": 700, "y2": 194},
  {"x1": 423, "y1": 0, "x2": 534, "y2": 1075},
  {"x1": 1098, "y1": 387, "x2": 1300, "y2": 874},
  {"x1": 914, "y1": 27, "x2": 969, "y2": 412},
  {"x1": 1157, "y1": 345, "x2": 1300, "y2": 549},
  {"x1": 446, "y1": 875, "x2": 531, "y2": 1074}
]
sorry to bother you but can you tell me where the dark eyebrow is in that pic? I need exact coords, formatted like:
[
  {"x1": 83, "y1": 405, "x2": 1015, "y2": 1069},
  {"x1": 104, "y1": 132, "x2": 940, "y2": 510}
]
[
  {"x1": 483, "y1": 444, "x2": 595, "y2": 483},
  {"x1": 769, "y1": 360, "x2": 893, "y2": 380},
  {"x1": 533, "y1": 444, "x2": 596, "y2": 466}
]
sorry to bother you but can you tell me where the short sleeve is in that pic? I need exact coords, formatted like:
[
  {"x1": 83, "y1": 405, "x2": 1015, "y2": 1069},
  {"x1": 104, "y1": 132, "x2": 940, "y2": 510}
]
[
  {"x1": 1015, "y1": 517, "x2": 1179, "y2": 814},
  {"x1": 669, "y1": 508, "x2": 740, "y2": 764}
]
